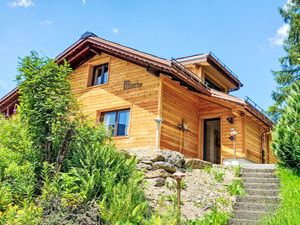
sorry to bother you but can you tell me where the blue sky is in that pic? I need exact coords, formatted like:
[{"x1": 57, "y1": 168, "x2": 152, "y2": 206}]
[{"x1": 0, "y1": 0, "x2": 289, "y2": 110}]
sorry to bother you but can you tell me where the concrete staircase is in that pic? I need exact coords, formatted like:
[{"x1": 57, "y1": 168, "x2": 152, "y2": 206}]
[{"x1": 230, "y1": 164, "x2": 280, "y2": 225}]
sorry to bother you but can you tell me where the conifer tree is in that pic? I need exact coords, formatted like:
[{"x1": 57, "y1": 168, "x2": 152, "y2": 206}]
[
  {"x1": 269, "y1": 0, "x2": 300, "y2": 120},
  {"x1": 272, "y1": 81, "x2": 300, "y2": 172}
]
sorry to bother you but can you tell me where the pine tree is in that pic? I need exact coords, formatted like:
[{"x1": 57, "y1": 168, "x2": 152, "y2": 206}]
[
  {"x1": 272, "y1": 81, "x2": 300, "y2": 172},
  {"x1": 269, "y1": 0, "x2": 300, "y2": 120}
]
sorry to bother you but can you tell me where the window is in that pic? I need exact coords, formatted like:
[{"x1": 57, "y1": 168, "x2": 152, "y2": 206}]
[
  {"x1": 91, "y1": 63, "x2": 109, "y2": 86},
  {"x1": 101, "y1": 109, "x2": 130, "y2": 136}
]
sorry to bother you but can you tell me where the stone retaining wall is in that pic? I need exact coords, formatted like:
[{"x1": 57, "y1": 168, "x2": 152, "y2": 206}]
[{"x1": 126, "y1": 148, "x2": 212, "y2": 187}]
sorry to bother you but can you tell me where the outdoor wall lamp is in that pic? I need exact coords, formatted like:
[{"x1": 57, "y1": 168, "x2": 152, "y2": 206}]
[
  {"x1": 227, "y1": 116, "x2": 234, "y2": 124},
  {"x1": 177, "y1": 120, "x2": 189, "y2": 132}
]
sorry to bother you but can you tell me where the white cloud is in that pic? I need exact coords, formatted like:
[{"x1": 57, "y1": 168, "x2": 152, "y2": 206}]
[
  {"x1": 112, "y1": 27, "x2": 119, "y2": 35},
  {"x1": 81, "y1": 0, "x2": 86, "y2": 5},
  {"x1": 269, "y1": 24, "x2": 289, "y2": 47},
  {"x1": 41, "y1": 20, "x2": 54, "y2": 26},
  {"x1": 9, "y1": 0, "x2": 34, "y2": 8}
]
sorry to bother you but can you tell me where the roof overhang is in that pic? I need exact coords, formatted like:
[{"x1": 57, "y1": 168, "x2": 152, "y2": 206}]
[{"x1": 176, "y1": 53, "x2": 243, "y2": 92}]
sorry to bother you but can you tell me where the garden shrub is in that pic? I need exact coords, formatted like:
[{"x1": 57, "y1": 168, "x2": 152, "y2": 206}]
[{"x1": 272, "y1": 81, "x2": 300, "y2": 173}]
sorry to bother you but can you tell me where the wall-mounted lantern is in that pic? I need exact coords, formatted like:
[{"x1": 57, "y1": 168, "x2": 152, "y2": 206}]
[
  {"x1": 177, "y1": 120, "x2": 189, "y2": 132},
  {"x1": 229, "y1": 128, "x2": 238, "y2": 161},
  {"x1": 227, "y1": 116, "x2": 234, "y2": 124}
]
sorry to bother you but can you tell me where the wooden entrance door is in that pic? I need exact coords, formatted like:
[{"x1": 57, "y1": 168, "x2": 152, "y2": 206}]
[{"x1": 203, "y1": 118, "x2": 221, "y2": 164}]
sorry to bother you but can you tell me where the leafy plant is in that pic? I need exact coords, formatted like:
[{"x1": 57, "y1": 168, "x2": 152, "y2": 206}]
[
  {"x1": 225, "y1": 179, "x2": 245, "y2": 196},
  {"x1": 16, "y1": 51, "x2": 78, "y2": 168},
  {"x1": 187, "y1": 207, "x2": 230, "y2": 225},
  {"x1": 233, "y1": 165, "x2": 241, "y2": 177},
  {"x1": 213, "y1": 169, "x2": 225, "y2": 182},
  {"x1": 203, "y1": 165, "x2": 212, "y2": 174}
]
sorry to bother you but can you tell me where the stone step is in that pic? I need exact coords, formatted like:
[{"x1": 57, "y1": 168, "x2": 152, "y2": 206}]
[
  {"x1": 241, "y1": 168, "x2": 276, "y2": 174},
  {"x1": 245, "y1": 188, "x2": 279, "y2": 196},
  {"x1": 234, "y1": 202, "x2": 278, "y2": 211},
  {"x1": 229, "y1": 218, "x2": 260, "y2": 225},
  {"x1": 241, "y1": 172, "x2": 277, "y2": 178},
  {"x1": 233, "y1": 210, "x2": 268, "y2": 220},
  {"x1": 243, "y1": 177, "x2": 279, "y2": 184},
  {"x1": 237, "y1": 195, "x2": 280, "y2": 204},
  {"x1": 244, "y1": 182, "x2": 280, "y2": 189}
]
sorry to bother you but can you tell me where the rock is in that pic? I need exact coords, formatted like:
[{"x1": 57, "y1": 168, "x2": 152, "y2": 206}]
[
  {"x1": 144, "y1": 169, "x2": 171, "y2": 179},
  {"x1": 146, "y1": 177, "x2": 165, "y2": 187},
  {"x1": 153, "y1": 161, "x2": 177, "y2": 173},
  {"x1": 141, "y1": 160, "x2": 153, "y2": 165},
  {"x1": 185, "y1": 158, "x2": 212, "y2": 169},
  {"x1": 161, "y1": 150, "x2": 185, "y2": 167},
  {"x1": 137, "y1": 163, "x2": 152, "y2": 171},
  {"x1": 165, "y1": 177, "x2": 176, "y2": 187},
  {"x1": 127, "y1": 147, "x2": 164, "y2": 162}
]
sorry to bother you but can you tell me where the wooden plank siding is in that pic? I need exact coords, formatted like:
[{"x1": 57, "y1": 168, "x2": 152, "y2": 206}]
[
  {"x1": 69, "y1": 53, "x2": 160, "y2": 149},
  {"x1": 160, "y1": 77, "x2": 200, "y2": 157},
  {"x1": 245, "y1": 116, "x2": 264, "y2": 163}
]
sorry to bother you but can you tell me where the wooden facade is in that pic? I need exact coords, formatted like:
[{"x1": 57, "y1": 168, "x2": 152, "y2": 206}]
[{"x1": 0, "y1": 32, "x2": 276, "y2": 164}]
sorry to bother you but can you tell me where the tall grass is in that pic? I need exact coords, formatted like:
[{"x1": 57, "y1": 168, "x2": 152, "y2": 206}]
[{"x1": 262, "y1": 167, "x2": 300, "y2": 224}]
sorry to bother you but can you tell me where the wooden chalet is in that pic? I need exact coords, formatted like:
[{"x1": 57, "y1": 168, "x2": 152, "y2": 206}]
[{"x1": 0, "y1": 31, "x2": 276, "y2": 164}]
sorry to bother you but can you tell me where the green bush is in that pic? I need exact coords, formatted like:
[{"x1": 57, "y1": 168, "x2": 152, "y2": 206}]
[
  {"x1": 272, "y1": 81, "x2": 300, "y2": 172},
  {"x1": 3, "y1": 162, "x2": 36, "y2": 204}
]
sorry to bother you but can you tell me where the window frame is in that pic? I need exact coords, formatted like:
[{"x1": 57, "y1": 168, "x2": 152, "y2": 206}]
[
  {"x1": 90, "y1": 63, "x2": 109, "y2": 87},
  {"x1": 99, "y1": 108, "x2": 131, "y2": 137}
]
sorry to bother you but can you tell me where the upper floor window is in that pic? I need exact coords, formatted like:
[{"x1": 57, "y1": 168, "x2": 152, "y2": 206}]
[
  {"x1": 100, "y1": 109, "x2": 130, "y2": 136},
  {"x1": 91, "y1": 63, "x2": 109, "y2": 86}
]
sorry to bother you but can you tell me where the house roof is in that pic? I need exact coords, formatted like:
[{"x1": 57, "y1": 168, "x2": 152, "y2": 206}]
[
  {"x1": 0, "y1": 31, "x2": 272, "y2": 126},
  {"x1": 176, "y1": 53, "x2": 243, "y2": 91}
]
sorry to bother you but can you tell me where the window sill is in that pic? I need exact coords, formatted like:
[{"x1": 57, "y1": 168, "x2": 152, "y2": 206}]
[
  {"x1": 112, "y1": 135, "x2": 130, "y2": 140},
  {"x1": 86, "y1": 83, "x2": 109, "y2": 90}
]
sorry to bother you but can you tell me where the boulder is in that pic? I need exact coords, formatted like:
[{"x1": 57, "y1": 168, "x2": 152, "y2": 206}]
[
  {"x1": 153, "y1": 161, "x2": 177, "y2": 173},
  {"x1": 161, "y1": 150, "x2": 185, "y2": 167},
  {"x1": 185, "y1": 158, "x2": 212, "y2": 169},
  {"x1": 126, "y1": 147, "x2": 164, "y2": 162},
  {"x1": 146, "y1": 177, "x2": 165, "y2": 187},
  {"x1": 144, "y1": 169, "x2": 171, "y2": 179},
  {"x1": 136, "y1": 163, "x2": 153, "y2": 171}
]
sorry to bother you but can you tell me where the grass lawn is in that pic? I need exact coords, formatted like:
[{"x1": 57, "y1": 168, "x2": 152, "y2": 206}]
[{"x1": 262, "y1": 167, "x2": 300, "y2": 224}]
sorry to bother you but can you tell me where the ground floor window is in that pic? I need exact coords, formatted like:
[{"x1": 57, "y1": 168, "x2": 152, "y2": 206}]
[{"x1": 100, "y1": 109, "x2": 130, "y2": 136}]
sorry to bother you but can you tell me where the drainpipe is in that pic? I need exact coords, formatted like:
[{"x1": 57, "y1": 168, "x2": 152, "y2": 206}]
[
  {"x1": 261, "y1": 130, "x2": 271, "y2": 163},
  {"x1": 154, "y1": 117, "x2": 163, "y2": 149}
]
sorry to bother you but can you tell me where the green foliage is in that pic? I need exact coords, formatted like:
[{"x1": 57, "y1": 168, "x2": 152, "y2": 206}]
[
  {"x1": 99, "y1": 175, "x2": 148, "y2": 224},
  {"x1": 144, "y1": 209, "x2": 178, "y2": 225},
  {"x1": 262, "y1": 167, "x2": 300, "y2": 224},
  {"x1": 226, "y1": 179, "x2": 245, "y2": 196},
  {"x1": 213, "y1": 168, "x2": 225, "y2": 182},
  {"x1": 203, "y1": 165, "x2": 212, "y2": 174},
  {"x1": 1, "y1": 203, "x2": 42, "y2": 225},
  {"x1": 3, "y1": 162, "x2": 36, "y2": 205},
  {"x1": 272, "y1": 81, "x2": 300, "y2": 172},
  {"x1": 16, "y1": 51, "x2": 77, "y2": 163},
  {"x1": 187, "y1": 207, "x2": 230, "y2": 225},
  {"x1": 269, "y1": 0, "x2": 300, "y2": 120},
  {"x1": 233, "y1": 165, "x2": 241, "y2": 177},
  {"x1": 0, "y1": 115, "x2": 38, "y2": 177}
]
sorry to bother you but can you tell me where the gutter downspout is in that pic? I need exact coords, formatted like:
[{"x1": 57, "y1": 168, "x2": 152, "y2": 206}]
[{"x1": 261, "y1": 130, "x2": 271, "y2": 164}]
